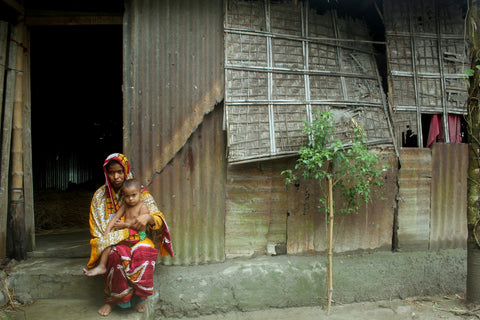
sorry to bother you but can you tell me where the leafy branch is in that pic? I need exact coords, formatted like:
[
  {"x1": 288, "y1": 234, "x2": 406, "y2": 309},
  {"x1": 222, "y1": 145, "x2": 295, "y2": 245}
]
[{"x1": 281, "y1": 111, "x2": 387, "y2": 314}]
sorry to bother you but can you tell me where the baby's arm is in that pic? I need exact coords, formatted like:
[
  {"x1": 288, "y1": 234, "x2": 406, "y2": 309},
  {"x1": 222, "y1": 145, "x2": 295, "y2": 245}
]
[
  {"x1": 139, "y1": 203, "x2": 150, "y2": 216},
  {"x1": 104, "y1": 205, "x2": 125, "y2": 235}
]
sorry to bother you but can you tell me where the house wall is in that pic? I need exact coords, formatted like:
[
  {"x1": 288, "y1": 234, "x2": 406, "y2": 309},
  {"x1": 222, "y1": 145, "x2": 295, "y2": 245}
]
[
  {"x1": 225, "y1": 160, "x2": 288, "y2": 258},
  {"x1": 224, "y1": 0, "x2": 394, "y2": 164},
  {"x1": 384, "y1": 0, "x2": 467, "y2": 147},
  {"x1": 123, "y1": 0, "x2": 226, "y2": 265},
  {"x1": 397, "y1": 144, "x2": 468, "y2": 251},
  {"x1": 121, "y1": 0, "x2": 467, "y2": 266},
  {"x1": 226, "y1": 150, "x2": 398, "y2": 258},
  {"x1": 226, "y1": 144, "x2": 468, "y2": 258}
]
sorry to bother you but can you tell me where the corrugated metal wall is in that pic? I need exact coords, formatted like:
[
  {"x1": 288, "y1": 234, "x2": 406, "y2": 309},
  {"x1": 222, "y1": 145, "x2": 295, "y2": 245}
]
[
  {"x1": 123, "y1": 0, "x2": 225, "y2": 265},
  {"x1": 226, "y1": 150, "x2": 398, "y2": 257},
  {"x1": 287, "y1": 150, "x2": 398, "y2": 254},
  {"x1": 397, "y1": 148, "x2": 432, "y2": 250},
  {"x1": 33, "y1": 151, "x2": 95, "y2": 190},
  {"x1": 430, "y1": 143, "x2": 468, "y2": 249},
  {"x1": 397, "y1": 144, "x2": 467, "y2": 251},
  {"x1": 226, "y1": 160, "x2": 288, "y2": 258}
]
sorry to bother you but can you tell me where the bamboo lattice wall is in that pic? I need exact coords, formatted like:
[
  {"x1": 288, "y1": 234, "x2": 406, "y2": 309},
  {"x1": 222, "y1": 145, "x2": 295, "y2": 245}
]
[
  {"x1": 384, "y1": 0, "x2": 468, "y2": 147},
  {"x1": 224, "y1": 0, "x2": 394, "y2": 164}
]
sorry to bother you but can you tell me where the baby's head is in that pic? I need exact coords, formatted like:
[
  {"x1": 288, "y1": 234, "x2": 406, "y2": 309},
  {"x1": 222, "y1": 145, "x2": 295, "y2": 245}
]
[
  {"x1": 122, "y1": 179, "x2": 142, "y2": 206},
  {"x1": 123, "y1": 178, "x2": 141, "y2": 192}
]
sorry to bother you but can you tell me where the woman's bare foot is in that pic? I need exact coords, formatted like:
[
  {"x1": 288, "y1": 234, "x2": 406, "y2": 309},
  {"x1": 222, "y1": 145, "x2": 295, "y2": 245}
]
[
  {"x1": 82, "y1": 265, "x2": 107, "y2": 276},
  {"x1": 135, "y1": 302, "x2": 146, "y2": 313},
  {"x1": 98, "y1": 303, "x2": 112, "y2": 316}
]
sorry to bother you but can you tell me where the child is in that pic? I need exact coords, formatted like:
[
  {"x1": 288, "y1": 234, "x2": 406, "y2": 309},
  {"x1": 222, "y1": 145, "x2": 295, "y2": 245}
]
[{"x1": 83, "y1": 178, "x2": 150, "y2": 276}]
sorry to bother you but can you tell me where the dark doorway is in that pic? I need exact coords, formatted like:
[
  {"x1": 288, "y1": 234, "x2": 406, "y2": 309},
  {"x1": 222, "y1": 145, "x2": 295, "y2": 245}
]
[{"x1": 30, "y1": 25, "x2": 123, "y2": 232}]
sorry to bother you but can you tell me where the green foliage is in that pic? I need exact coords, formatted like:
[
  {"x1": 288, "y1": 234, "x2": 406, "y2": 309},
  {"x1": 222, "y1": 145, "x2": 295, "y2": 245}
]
[
  {"x1": 464, "y1": 68, "x2": 475, "y2": 77},
  {"x1": 463, "y1": 66, "x2": 480, "y2": 87},
  {"x1": 282, "y1": 111, "x2": 387, "y2": 215},
  {"x1": 0, "y1": 310, "x2": 14, "y2": 320}
]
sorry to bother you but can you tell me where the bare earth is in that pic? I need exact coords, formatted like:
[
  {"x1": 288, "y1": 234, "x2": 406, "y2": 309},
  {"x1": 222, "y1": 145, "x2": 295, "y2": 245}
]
[{"x1": 162, "y1": 295, "x2": 478, "y2": 320}]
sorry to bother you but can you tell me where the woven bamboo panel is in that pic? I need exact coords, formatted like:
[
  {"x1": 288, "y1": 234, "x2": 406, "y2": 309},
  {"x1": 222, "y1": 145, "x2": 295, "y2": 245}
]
[
  {"x1": 392, "y1": 111, "x2": 418, "y2": 147},
  {"x1": 272, "y1": 38, "x2": 304, "y2": 69},
  {"x1": 227, "y1": 104, "x2": 271, "y2": 160},
  {"x1": 390, "y1": 76, "x2": 416, "y2": 109},
  {"x1": 270, "y1": 1, "x2": 302, "y2": 36},
  {"x1": 308, "y1": 8, "x2": 334, "y2": 38},
  {"x1": 225, "y1": 33, "x2": 268, "y2": 68},
  {"x1": 308, "y1": 42, "x2": 338, "y2": 71},
  {"x1": 225, "y1": 0, "x2": 266, "y2": 31},
  {"x1": 344, "y1": 78, "x2": 383, "y2": 103},
  {"x1": 387, "y1": 37, "x2": 413, "y2": 73},
  {"x1": 225, "y1": 0, "x2": 393, "y2": 163},
  {"x1": 226, "y1": 69, "x2": 268, "y2": 101},
  {"x1": 273, "y1": 104, "x2": 308, "y2": 154},
  {"x1": 309, "y1": 105, "x2": 391, "y2": 143},
  {"x1": 385, "y1": 0, "x2": 468, "y2": 146},
  {"x1": 272, "y1": 73, "x2": 305, "y2": 100},
  {"x1": 309, "y1": 75, "x2": 343, "y2": 100}
]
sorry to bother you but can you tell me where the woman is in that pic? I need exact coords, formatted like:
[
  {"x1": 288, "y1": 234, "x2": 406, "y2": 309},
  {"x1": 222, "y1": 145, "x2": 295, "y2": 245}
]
[{"x1": 84, "y1": 153, "x2": 173, "y2": 316}]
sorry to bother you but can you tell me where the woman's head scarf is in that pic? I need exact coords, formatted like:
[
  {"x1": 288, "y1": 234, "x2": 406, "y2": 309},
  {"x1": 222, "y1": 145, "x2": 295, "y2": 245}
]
[{"x1": 103, "y1": 153, "x2": 133, "y2": 215}]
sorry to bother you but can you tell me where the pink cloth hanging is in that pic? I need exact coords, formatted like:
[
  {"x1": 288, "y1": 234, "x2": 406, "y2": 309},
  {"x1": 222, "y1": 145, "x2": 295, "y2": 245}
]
[
  {"x1": 448, "y1": 114, "x2": 462, "y2": 143},
  {"x1": 427, "y1": 114, "x2": 442, "y2": 148},
  {"x1": 426, "y1": 114, "x2": 462, "y2": 148}
]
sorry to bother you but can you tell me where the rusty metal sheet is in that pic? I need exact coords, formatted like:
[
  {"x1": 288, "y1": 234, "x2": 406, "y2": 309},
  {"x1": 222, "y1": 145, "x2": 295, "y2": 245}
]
[
  {"x1": 123, "y1": 0, "x2": 225, "y2": 265},
  {"x1": 225, "y1": 160, "x2": 288, "y2": 258},
  {"x1": 326, "y1": 151, "x2": 397, "y2": 252},
  {"x1": 397, "y1": 148, "x2": 432, "y2": 251},
  {"x1": 226, "y1": 150, "x2": 397, "y2": 257},
  {"x1": 154, "y1": 106, "x2": 226, "y2": 265},
  {"x1": 430, "y1": 143, "x2": 468, "y2": 250},
  {"x1": 124, "y1": 0, "x2": 224, "y2": 181}
]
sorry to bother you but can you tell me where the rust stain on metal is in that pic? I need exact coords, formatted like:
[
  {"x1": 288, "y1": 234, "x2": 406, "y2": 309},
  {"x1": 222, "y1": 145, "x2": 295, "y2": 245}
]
[{"x1": 430, "y1": 143, "x2": 468, "y2": 249}]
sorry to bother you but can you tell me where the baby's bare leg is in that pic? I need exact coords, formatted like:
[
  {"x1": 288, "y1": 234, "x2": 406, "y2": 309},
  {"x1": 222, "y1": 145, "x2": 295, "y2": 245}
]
[{"x1": 83, "y1": 246, "x2": 112, "y2": 276}]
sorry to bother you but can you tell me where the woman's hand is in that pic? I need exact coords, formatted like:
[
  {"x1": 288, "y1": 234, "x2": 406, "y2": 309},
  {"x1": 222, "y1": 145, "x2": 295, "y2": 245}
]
[{"x1": 131, "y1": 214, "x2": 154, "y2": 231}]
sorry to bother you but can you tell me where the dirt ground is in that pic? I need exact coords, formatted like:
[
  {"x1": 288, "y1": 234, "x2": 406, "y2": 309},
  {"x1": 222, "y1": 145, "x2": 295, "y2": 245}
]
[
  {"x1": 161, "y1": 295, "x2": 480, "y2": 320},
  {"x1": 34, "y1": 189, "x2": 93, "y2": 232},
  {"x1": 1, "y1": 294, "x2": 477, "y2": 320}
]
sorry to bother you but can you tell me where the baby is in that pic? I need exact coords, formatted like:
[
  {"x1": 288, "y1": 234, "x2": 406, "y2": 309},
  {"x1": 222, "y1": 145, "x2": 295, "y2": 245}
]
[{"x1": 83, "y1": 178, "x2": 149, "y2": 276}]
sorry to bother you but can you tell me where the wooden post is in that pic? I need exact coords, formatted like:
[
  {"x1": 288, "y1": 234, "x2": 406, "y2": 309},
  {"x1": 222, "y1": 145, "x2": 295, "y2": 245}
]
[
  {"x1": 326, "y1": 176, "x2": 334, "y2": 315},
  {"x1": 10, "y1": 22, "x2": 26, "y2": 260},
  {"x1": 0, "y1": 24, "x2": 18, "y2": 260},
  {"x1": 22, "y1": 27, "x2": 34, "y2": 252},
  {"x1": 0, "y1": 21, "x2": 8, "y2": 121}
]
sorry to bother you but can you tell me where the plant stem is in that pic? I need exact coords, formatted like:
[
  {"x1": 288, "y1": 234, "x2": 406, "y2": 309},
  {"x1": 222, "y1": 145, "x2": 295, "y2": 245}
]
[{"x1": 327, "y1": 176, "x2": 334, "y2": 315}]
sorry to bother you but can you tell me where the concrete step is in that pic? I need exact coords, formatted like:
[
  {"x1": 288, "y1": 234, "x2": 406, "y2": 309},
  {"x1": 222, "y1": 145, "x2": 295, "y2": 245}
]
[
  {"x1": 6, "y1": 298, "x2": 153, "y2": 320},
  {"x1": 6, "y1": 231, "x2": 156, "y2": 319},
  {"x1": 7, "y1": 257, "x2": 103, "y2": 300}
]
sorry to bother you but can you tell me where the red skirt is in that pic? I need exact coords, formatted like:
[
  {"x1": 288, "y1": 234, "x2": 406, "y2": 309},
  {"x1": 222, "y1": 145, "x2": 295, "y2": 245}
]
[{"x1": 103, "y1": 237, "x2": 158, "y2": 305}]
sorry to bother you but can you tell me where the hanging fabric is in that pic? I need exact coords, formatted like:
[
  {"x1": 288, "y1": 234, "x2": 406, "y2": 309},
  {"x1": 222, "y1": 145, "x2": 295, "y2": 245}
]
[{"x1": 427, "y1": 114, "x2": 462, "y2": 148}]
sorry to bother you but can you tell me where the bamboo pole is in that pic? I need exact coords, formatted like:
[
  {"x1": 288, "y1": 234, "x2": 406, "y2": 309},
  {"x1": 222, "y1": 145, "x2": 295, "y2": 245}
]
[
  {"x1": 22, "y1": 27, "x2": 34, "y2": 252},
  {"x1": 0, "y1": 21, "x2": 8, "y2": 122},
  {"x1": 0, "y1": 24, "x2": 18, "y2": 260},
  {"x1": 326, "y1": 176, "x2": 334, "y2": 315},
  {"x1": 10, "y1": 22, "x2": 26, "y2": 260}
]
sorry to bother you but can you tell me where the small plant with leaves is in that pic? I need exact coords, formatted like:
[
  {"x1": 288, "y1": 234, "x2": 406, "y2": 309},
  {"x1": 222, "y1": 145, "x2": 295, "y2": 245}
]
[
  {"x1": 281, "y1": 110, "x2": 387, "y2": 314},
  {"x1": 282, "y1": 111, "x2": 386, "y2": 215}
]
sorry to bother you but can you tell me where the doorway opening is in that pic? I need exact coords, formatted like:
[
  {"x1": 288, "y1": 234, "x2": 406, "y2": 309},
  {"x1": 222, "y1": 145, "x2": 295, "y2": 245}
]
[{"x1": 30, "y1": 25, "x2": 123, "y2": 233}]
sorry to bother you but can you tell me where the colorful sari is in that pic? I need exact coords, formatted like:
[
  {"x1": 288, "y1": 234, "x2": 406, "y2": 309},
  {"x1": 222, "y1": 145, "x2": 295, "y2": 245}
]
[{"x1": 86, "y1": 153, "x2": 174, "y2": 306}]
